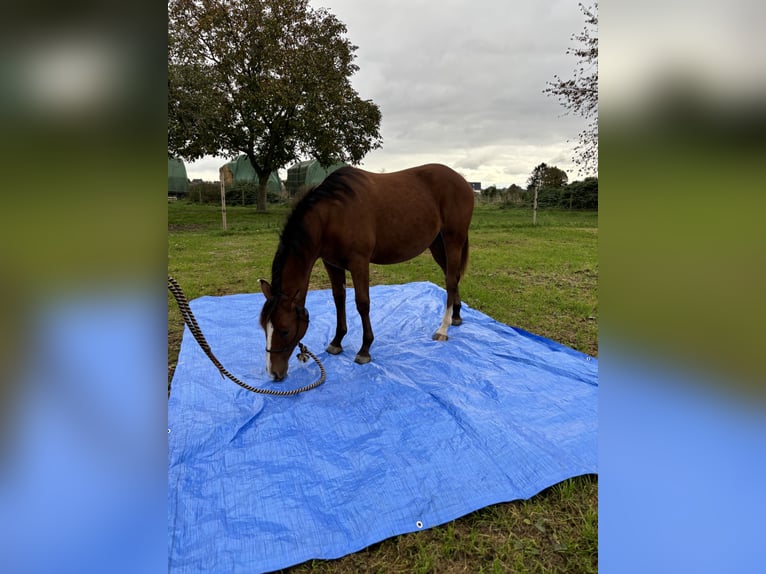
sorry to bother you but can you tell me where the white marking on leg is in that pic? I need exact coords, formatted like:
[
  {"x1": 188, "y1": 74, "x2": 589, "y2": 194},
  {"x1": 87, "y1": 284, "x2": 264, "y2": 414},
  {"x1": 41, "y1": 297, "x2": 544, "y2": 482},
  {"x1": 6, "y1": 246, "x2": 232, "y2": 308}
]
[
  {"x1": 265, "y1": 321, "x2": 274, "y2": 374},
  {"x1": 435, "y1": 304, "x2": 453, "y2": 338}
]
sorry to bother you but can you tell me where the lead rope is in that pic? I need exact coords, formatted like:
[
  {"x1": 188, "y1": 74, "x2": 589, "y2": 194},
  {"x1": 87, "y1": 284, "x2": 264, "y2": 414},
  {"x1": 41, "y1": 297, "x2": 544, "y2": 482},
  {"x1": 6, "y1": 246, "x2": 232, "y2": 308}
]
[{"x1": 168, "y1": 276, "x2": 326, "y2": 396}]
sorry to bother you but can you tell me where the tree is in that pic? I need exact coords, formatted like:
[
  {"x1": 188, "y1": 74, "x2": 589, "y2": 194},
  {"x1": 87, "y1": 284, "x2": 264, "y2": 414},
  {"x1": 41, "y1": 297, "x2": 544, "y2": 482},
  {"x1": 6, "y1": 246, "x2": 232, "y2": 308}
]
[
  {"x1": 500, "y1": 183, "x2": 526, "y2": 207},
  {"x1": 527, "y1": 163, "x2": 568, "y2": 191},
  {"x1": 544, "y1": 2, "x2": 598, "y2": 175},
  {"x1": 566, "y1": 177, "x2": 598, "y2": 209},
  {"x1": 168, "y1": 0, "x2": 382, "y2": 211},
  {"x1": 482, "y1": 185, "x2": 498, "y2": 201},
  {"x1": 527, "y1": 163, "x2": 568, "y2": 224}
]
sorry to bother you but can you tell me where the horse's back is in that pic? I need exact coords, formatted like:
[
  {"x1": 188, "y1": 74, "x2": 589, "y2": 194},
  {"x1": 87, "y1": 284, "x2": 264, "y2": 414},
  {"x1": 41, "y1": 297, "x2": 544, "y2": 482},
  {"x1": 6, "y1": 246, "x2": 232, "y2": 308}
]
[
  {"x1": 377, "y1": 163, "x2": 473, "y2": 230},
  {"x1": 355, "y1": 163, "x2": 473, "y2": 217},
  {"x1": 334, "y1": 164, "x2": 473, "y2": 264}
]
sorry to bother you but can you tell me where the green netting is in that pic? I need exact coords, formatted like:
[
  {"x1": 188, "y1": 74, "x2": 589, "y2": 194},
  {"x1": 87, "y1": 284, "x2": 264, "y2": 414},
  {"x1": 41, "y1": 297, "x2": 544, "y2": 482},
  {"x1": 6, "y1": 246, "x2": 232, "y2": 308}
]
[
  {"x1": 220, "y1": 156, "x2": 281, "y2": 195},
  {"x1": 168, "y1": 158, "x2": 189, "y2": 194},
  {"x1": 285, "y1": 160, "x2": 348, "y2": 195}
]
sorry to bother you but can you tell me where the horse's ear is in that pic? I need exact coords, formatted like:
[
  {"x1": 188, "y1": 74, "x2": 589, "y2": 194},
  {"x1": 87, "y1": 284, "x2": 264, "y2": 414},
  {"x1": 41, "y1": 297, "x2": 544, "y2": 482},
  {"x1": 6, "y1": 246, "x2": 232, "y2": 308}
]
[{"x1": 259, "y1": 279, "x2": 272, "y2": 298}]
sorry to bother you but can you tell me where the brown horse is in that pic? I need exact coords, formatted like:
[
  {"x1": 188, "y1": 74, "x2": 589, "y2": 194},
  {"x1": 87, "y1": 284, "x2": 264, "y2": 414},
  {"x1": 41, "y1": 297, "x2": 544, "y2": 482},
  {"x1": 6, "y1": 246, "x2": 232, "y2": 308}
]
[{"x1": 259, "y1": 163, "x2": 474, "y2": 381}]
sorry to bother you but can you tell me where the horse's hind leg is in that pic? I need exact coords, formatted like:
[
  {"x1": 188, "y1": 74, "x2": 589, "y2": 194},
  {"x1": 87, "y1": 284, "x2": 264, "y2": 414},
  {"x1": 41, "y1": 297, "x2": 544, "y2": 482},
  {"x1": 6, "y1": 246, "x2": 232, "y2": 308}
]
[
  {"x1": 323, "y1": 260, "x2": 347, "y2": 355},
  {"x1": 429, "y1": 233, "x2": 464, "y2": 330},
  {"x1": 348, "y1": 260, "x2": 374, "y2": 364}
]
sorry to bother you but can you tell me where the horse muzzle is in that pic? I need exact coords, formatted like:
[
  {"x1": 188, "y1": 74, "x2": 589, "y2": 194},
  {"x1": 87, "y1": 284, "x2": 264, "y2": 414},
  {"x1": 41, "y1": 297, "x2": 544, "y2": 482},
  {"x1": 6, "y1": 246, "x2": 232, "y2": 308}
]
[{"x1": 266, "y1": 357, "x2": 289, "y2": 381}]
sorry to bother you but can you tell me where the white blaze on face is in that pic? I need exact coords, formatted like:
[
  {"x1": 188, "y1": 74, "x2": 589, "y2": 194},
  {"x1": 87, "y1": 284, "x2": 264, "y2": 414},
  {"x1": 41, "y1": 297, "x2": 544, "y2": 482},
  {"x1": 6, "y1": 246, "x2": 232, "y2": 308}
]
[{"x1": 265, "y1": 321, "x2": 274, "y2": 374}]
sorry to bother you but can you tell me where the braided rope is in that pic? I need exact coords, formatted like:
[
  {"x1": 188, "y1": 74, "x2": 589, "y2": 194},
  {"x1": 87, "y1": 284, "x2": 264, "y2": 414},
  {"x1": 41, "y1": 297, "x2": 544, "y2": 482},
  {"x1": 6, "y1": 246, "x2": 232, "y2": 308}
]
[{"x1": 168, "y1": 276, "x2": 326, "y2": 396}]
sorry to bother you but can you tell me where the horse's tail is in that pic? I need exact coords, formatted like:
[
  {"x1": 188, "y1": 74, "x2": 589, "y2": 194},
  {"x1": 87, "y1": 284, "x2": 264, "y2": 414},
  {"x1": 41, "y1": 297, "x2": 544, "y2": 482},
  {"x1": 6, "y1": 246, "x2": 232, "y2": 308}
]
[{"x1": 460, "y1": 237, "x2": 470, "y2": 278}]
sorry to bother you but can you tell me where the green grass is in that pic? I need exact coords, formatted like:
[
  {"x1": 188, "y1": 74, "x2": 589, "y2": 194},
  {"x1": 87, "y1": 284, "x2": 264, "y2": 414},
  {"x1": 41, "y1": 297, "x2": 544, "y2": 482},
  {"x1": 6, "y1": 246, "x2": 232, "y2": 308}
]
[{"x1": 168, "y1": 200, "x2": 598, "y2": 573}]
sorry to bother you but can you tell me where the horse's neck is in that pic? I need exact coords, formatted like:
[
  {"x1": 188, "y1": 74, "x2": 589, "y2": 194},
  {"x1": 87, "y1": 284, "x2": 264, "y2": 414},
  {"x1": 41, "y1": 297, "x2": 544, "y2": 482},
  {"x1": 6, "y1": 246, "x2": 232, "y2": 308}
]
[
  {"x1": 278, "y1": 243, "x2": 318, "y2": 304},
  {"x1": 276, "y1": 211, "x2": 322, "y2": 302}
]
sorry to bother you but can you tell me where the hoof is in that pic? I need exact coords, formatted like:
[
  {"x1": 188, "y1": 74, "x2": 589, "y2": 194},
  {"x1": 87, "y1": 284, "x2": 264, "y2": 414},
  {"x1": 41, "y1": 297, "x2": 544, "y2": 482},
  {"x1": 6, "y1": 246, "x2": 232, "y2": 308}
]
[
  {"x1": 451, "y1": 317, "x2": 463, "y2": 326},
  {"x1": 432, "y1": 332, "x2": 449, "y2": 342},
  {"x1": 354, "y1": 353, "x2": 371, "y2": 364},
  {"x1": 326, "y1": 344, "x2": 343, "y2": 355}
]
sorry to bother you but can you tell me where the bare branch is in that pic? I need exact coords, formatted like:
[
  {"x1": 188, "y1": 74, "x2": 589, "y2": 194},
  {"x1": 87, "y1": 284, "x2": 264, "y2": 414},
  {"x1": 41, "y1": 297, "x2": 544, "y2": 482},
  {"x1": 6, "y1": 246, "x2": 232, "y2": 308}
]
[{"x1": 543, "y1": 2, "x2": 598, "y2": 174}]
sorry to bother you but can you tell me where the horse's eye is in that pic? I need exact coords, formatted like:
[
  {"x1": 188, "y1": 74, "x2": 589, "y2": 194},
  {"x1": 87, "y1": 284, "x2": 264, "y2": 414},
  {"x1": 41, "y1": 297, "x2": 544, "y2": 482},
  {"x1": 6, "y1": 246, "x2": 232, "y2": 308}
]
[{"x1": 279, "y1": 329, "x2": 290, "y2": 338}]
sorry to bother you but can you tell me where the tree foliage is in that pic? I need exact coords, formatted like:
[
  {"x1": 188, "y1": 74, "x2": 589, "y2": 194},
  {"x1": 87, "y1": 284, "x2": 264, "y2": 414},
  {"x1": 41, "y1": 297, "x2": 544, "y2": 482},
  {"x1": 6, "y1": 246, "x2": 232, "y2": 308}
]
[
  {"x1": 475, "y1": 175, "x2": 596, "y2": 210},
  {"x1": 544, "y1": 2, "x2": 598, "y2": 175},
  {"x1": 534, "y1": 177, "x2": 597, "y2": 210},
  {"x1": 565, "y1": 176, "x2": 598, "y2": 209},
  {"x1": 481, "y1": 185, "x2": 499, "y2": 200},
  {"x1": 527, "y1": 162, "x2": 569, "y2": 191},
  {"x1": 168, "y1": 0, "x2": 382, "y2": 210}
]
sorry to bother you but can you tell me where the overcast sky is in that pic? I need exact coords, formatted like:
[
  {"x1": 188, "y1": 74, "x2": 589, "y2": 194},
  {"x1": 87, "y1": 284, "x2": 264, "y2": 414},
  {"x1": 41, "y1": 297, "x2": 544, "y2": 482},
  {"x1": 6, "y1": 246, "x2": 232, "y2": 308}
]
[{"x1": 184, "y1": 0, "x2": 591, "y2": 188}]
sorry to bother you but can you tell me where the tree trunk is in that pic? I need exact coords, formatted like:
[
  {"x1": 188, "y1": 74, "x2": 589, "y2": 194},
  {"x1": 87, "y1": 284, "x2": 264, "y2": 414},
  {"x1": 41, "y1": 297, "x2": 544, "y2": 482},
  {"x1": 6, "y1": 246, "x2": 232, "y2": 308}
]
[
  {"x1": 533, "y1": 185, "x2": 539, "y2": 225},
  {"x1": 256, "y1": 173, "x2": 269, "y2": 212}
]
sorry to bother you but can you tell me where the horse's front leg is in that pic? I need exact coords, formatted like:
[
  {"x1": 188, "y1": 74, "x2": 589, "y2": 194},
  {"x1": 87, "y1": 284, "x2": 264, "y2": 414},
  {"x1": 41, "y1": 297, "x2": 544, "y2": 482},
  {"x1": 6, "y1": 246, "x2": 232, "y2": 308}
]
[
  {"x1": 349, "y1": 261, "x2": 374, "y2": 364},
  {"x1": 323, "y1": 260, "x2": 347, "y2": 355}
]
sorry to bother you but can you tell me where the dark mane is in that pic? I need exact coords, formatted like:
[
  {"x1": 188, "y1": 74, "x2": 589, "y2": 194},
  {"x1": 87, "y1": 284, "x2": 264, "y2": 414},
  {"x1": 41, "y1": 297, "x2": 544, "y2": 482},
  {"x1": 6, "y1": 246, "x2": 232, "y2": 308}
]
[{"x1": 267, "y1": 167, "x2": 361, "y2": 299}]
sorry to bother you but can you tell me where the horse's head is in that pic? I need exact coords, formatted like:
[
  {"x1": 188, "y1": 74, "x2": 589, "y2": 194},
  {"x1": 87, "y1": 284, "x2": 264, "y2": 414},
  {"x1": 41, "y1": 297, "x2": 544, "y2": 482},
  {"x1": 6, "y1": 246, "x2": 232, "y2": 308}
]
[{"x1": 259, "y1": 279, "x2": 309, "y2": 381}]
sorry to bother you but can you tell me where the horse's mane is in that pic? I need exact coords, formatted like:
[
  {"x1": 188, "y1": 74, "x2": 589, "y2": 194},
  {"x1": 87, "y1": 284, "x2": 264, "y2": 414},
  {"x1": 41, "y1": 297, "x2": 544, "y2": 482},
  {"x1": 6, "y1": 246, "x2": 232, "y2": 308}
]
[{"x1": 268, "y1": 167, "x2": 361, "y2": 298}]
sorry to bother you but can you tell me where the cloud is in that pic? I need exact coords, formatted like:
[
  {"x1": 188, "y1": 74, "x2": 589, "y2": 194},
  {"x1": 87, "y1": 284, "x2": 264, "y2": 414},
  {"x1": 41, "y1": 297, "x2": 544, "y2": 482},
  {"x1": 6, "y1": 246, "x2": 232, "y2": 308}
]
[{"x1": 184, "y1": 0, "x2": 592, "y2": 187}]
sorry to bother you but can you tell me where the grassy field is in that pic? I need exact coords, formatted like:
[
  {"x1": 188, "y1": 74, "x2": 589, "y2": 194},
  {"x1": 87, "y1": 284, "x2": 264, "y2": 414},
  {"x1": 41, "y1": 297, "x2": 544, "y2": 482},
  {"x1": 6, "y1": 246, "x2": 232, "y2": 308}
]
[{"x1": 168, "y1": 201, "x2": 598, "y2": 573}]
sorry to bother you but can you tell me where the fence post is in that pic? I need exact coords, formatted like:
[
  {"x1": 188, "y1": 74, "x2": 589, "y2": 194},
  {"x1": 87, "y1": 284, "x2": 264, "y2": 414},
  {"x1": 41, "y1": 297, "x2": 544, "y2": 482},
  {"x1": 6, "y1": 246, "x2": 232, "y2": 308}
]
[{"x1": 219, "y1": 172, "x2": 227, "y2": 231}]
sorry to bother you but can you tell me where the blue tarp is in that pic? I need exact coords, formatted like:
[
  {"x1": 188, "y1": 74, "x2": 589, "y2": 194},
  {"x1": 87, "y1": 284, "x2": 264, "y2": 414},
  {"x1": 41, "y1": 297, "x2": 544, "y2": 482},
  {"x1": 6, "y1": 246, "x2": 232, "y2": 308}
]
[{"x1": 168, "y1": 282, "x2": 597, "y2": 573}]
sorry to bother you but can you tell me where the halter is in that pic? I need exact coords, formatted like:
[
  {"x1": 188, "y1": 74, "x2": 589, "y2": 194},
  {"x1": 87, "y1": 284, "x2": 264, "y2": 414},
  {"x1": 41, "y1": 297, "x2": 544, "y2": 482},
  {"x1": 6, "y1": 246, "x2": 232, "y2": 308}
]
[{"x1": 265, "y1": 305, "x2": 310, "y2": 354}]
